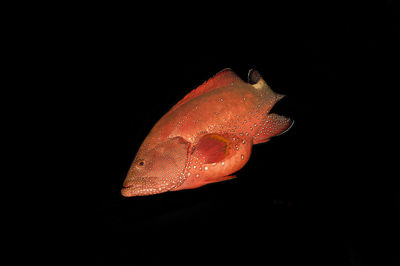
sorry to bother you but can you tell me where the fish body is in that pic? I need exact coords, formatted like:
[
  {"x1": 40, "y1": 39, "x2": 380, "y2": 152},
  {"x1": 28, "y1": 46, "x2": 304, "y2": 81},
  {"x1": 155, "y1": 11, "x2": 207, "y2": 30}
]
[{"x1": 122, "y1": 69, "x2": 293, "y2": 196}]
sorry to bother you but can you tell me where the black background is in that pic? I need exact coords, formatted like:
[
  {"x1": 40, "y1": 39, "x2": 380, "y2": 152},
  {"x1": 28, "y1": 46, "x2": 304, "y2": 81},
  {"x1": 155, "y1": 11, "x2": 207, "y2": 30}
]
[{"x1": 49, "y1": 2, "x2": 399, "y2": 265}]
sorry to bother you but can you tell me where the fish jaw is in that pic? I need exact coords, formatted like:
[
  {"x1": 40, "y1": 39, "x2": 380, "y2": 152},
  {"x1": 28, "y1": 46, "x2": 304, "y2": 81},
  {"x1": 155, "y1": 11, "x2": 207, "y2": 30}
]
[{"x1": 121, "y1": 178, "x2": 178, "y2": 197}]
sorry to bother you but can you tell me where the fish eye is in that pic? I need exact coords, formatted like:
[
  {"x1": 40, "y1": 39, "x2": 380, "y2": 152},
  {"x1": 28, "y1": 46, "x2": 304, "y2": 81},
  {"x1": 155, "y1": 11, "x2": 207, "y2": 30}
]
[{"x1": 138, "y1": 160, "x2": 145, "y2": 167}]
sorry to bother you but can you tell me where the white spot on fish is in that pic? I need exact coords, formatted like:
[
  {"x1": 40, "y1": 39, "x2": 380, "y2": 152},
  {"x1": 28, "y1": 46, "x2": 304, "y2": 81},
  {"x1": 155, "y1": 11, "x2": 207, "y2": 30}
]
[
  {"x1": 204, "y1": 166, "x2": 208, "y2": 171},
  {"x1": 241, "y1": 154, "x2": 244, "y2": 160},
  {"x1": 221, "y1": 162, "x2": 225, "y2": 166}
]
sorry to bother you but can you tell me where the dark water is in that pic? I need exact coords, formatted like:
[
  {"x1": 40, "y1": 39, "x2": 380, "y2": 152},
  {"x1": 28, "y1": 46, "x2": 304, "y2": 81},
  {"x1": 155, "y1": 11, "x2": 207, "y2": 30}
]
[{"x1": 56, "y1": 2, "x2": 399, "y2": 265}]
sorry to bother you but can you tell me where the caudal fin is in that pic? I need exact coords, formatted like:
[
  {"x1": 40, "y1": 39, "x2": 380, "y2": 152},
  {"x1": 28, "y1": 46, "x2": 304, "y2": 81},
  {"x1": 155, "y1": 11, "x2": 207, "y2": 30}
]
[{"x1": 253, "y1": 114, "x2": 294, "y2": 144}]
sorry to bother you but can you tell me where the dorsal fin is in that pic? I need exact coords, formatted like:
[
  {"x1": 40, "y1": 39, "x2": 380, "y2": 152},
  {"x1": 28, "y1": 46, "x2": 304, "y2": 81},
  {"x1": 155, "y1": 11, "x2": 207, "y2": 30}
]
[{"x1": 168, "y1": 68, "x2": 241, "y2": 113}]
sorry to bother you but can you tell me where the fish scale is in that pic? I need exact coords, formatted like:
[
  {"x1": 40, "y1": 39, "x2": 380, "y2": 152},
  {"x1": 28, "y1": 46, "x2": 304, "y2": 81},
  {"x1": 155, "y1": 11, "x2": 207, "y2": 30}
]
[{"x1": 122, "y1": 68, "x2": 293, "y2": 196}]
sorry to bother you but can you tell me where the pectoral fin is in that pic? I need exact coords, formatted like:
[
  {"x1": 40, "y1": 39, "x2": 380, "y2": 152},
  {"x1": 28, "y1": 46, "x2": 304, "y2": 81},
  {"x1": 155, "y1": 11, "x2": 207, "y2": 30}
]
[{"x1": 194, "y1": 134, "x2": 230, "y2": 164}]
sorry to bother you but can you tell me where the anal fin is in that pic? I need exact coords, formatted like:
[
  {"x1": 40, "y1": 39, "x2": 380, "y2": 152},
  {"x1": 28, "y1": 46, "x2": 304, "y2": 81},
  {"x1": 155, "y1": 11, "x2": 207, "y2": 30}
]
[
  {"x1": 253, "y1": 113, "x2": 294, "y2": 144},
  {"x1": 253, "y1": 135, "x2": 271, "y2": 145},
  {"x1": 205, "y1": 175, "x2": 237, "y2": 185}
]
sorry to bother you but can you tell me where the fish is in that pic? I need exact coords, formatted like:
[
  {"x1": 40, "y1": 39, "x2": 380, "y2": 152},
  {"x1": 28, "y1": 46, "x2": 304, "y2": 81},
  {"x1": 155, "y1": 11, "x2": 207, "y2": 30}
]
[{"x1": 121, "y1": 68, "x2": 293, "y2": 197}]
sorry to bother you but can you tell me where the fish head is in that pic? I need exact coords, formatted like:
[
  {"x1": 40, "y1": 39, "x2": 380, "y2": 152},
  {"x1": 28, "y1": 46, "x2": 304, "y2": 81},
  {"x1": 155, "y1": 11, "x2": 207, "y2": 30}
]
[{"x1": 121, "y1": 136, "x2": 190, "y2": 197}]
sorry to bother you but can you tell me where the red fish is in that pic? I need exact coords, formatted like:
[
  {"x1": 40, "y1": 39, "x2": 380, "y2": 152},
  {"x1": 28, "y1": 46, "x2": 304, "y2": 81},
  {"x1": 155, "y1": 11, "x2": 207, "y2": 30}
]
[{"x1": 122, "y1": 69, "x2": 293, "y2": 196}]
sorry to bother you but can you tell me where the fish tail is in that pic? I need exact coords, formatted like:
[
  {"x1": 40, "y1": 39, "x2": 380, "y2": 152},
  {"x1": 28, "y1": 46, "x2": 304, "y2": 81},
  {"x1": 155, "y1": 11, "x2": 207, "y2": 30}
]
[{"x1": 248, "y1": 69, "x2": 281, "y2": 101}]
